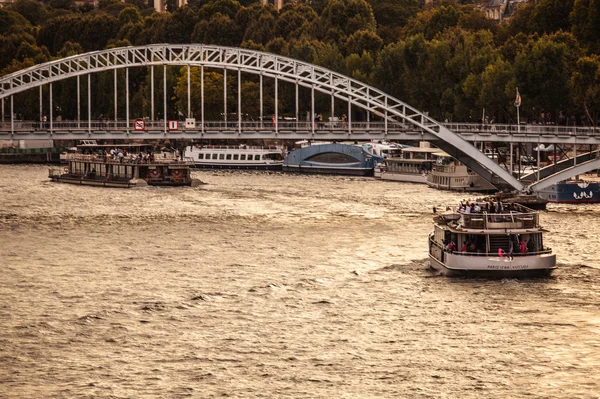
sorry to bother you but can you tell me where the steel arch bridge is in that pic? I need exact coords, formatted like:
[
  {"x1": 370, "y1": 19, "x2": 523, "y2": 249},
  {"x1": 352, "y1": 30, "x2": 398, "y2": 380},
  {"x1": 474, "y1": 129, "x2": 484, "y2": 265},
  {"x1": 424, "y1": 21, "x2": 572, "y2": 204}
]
[{"x1": 2, "y1": 43, "x2": 571, "y2": 192}]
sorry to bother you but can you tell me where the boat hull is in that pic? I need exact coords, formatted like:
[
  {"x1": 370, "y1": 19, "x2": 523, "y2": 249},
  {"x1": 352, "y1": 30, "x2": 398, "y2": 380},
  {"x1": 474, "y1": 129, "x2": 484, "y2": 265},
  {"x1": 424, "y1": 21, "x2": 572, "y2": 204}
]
[
  {"x1": 536, "y1": 181, "x2": 600, "y2": 203},
  {"x1": 379, "y1": 172, "x2": 428, "y2": 184},
  {"x1": 192, "y1": 162, "x2": 282, "y2": 170},
  {"x1": 50, "y1": 175, "x2": 138, "y2": 188},
  {"x1": 428, "y1": 252, "x2": 556, "y2": 278},
  {"x1": 283, "y1": 164, "x2": 373, "y2": 176}
]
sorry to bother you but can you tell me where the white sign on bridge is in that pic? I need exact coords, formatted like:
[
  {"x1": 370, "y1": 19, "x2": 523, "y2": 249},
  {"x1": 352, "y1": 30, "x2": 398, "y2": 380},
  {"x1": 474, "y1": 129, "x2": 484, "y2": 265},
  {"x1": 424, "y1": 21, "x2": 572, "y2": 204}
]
[
  {"x1": 168, "y1": 120, "x2": 179, "y2": 130},
  {"x1": 185, "y1": 118, "x2": 196, "y2": 128}
]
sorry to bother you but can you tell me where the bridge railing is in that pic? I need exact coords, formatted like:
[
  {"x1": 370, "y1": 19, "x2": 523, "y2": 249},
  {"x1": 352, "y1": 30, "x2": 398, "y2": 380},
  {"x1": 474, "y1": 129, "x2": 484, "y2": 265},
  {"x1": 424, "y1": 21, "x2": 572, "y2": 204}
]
[
  {"x1": 444, "y1": 122, "x2": 600, "y2": 136},
  {"x1": 1, "y1": 120, "x2": 599, "y2": 136}
]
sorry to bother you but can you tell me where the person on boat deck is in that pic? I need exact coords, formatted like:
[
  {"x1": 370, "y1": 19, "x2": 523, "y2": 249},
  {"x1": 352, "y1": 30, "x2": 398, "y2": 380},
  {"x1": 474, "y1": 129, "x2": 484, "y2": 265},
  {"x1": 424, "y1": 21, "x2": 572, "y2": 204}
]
[
  {"x1": 498, "y1": 248, "x2": 505, "y2": 257},
  {"x1": 508, "y1": 240, "x2": 514, "y2": 260},
  {"x1": 447, "y1": 240, "x2": 456, "y2": 253},
  {"x1": 461, "y1": 242, "x2": 468, "y2": 253},
  {"x1": 520, "y1": 238, "x2": 527, "y2": 254},
  {"x1": 473, "y1": 203, "x2": 481, "y2": 213},
  {"x1": 527, "y1": 239, "x2": 534, "y2": 253}
]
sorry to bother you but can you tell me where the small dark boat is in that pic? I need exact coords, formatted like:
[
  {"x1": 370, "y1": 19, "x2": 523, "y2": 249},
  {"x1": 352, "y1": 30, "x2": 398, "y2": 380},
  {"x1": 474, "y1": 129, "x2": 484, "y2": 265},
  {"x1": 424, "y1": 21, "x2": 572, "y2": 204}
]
[{"x1": 49, "y1": 153, "x2": 202, "y2": 188}]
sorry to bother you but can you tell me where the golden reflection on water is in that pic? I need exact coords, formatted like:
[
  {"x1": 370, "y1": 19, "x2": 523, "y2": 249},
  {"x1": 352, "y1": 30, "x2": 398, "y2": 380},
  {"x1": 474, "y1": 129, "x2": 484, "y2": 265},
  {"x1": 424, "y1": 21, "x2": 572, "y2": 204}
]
[{"x1": 1, "y1": 164, "x2": 600, "y2": 398}]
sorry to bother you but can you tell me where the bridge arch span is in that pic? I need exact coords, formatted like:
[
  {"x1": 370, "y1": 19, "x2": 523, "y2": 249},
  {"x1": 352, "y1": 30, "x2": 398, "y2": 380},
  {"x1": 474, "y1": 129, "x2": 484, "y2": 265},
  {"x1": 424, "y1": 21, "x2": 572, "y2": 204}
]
[{"x1": 0, "y1": 44, "x2": 523, "y2": 191}]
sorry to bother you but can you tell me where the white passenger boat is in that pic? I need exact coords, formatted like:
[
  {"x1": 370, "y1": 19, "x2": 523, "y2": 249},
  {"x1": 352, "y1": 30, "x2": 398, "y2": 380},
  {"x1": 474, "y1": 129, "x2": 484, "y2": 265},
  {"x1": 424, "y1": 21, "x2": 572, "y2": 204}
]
[
  {"x1": 378, "y1": 142, "x2": 438, "y2": 183},
  {"x1": 428, "y1": 203, "x2": 556, "y2": 277},
  {"x1": 185, "y1": 145, "x2": 285, "y2": 170},
  {"x1": 427, "y1": 151, "x2": 497, "y2": 192}
]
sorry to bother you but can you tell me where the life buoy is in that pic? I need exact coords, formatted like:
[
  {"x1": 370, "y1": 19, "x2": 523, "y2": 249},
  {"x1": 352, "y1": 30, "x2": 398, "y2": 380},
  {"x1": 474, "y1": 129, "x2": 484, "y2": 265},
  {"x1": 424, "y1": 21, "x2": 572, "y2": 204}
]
[
  {"x1": 150, "y1": 168, "x2": 161, "y2": 178},
  {"x1": 64, "y1": 167, "x2": 69, "y2": 173},
  {"x1": 172, "y1": 169, "x2": 183, "y2": 182}
]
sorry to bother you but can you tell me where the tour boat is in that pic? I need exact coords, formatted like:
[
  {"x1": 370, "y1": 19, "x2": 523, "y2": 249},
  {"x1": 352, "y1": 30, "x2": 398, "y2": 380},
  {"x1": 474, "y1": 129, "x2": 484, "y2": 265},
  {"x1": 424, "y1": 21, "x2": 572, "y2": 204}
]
[
  {"x1": 428, "y1": 202, "x2": 556, "y2": 277},
  {"x1": 378, "y1": 142, "x2": 439, "y2": 183},
  {"x1": 427, "y1": 151, "x2": 497, "y2": 192},
  {"x1": 282, "y1": 142, "x2": 384, "y2": 176},
  {"x1": 536, "y1": 180, "x2": 600, "y2": 203},
  {"x1": 49, "y1": 153, "x2": 202, "y2": 188},
  {"x1": 185, "y1": 144, "x2": 285, "y2": 170}
]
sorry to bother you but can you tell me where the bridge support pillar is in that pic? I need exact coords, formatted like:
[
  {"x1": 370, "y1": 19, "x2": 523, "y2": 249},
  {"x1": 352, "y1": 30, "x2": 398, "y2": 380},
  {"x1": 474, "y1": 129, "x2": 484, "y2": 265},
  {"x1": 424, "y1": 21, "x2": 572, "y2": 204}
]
[
  {"x1": 114, "y1": 69, "x2": 118, "y2": 123},
  {"x1": 163, "y1": 65, "x2": 167, "y2": 133},
  {"x1": 151, "y1": 65, "x2": 155, "y2": 122},
  {"x1": 77, "y1": 75, "x2": 80, "y2": 128},
  {"x1": 39, "y1": 86, "x2": 42, "y2": 126},
  {"x1": 223, "y1": 69, "x2": 227, "y2": 123},
  {"x1": 201, "y1": 66, "x2": 204, "y2": 134},
  {"x1": 87, "y1": 74, "x2": 91, "y2": 134},
  {"x1": 238, "y1": 68, "x2": 241, "y2": 134},
  {"x1": 126, "y1": 68, "x2": 130, "y2": 133},
  {"x1": 259, "y1": 72, "x2": 263, "y2": 129},
  {"x1": 49, "y1": 83, "x2": 53, "y2": 134}
]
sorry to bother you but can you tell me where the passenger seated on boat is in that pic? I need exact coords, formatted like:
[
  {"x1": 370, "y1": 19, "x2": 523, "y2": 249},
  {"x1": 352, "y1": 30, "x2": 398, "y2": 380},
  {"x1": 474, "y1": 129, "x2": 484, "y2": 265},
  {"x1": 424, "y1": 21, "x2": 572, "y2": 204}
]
[
  {"x1": 498, "y1": 248, "x2": 505, "y2": 258},
  {"x1": 461, "y1": 242, "x2": 468, "y2": 253},
  {"x1": 446, "y1": 241, "x2": 456, "y2": 253}
]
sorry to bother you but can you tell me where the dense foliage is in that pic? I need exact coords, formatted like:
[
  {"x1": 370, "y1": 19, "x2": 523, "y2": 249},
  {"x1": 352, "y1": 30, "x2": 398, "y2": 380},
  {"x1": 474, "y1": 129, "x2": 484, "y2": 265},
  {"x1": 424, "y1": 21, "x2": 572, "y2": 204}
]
[{"x1": 1, "y1": 0, "x2": 600, "y2": 125}]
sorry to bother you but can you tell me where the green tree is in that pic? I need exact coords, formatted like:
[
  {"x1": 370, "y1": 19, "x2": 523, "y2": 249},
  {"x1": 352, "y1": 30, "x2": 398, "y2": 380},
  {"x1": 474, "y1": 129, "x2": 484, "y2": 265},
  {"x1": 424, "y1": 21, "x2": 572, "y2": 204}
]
[
  {"x1": 479, "y1": 59, "x2": 516, "y2": 122},
  {"x1": 514, "y1": 35, "x2": 573, "y2": 123},
  {"x1": 191, "y1": 13, "x2": 242, "y2": 46},
  {"x1": 119, "y1": 6, "x2": 143, "y2": 25},
  {"x1": 7, "y1": 0, "x2": 49, "y2": 26},
  {"x1": 530, "y1": 0, "x2": 574, "y2": 34},
  {"x1": 570, "y1": 0, "x2": 600, "y2": 53},
  {"x1": 570, "y1": 55, "x2": 600, "y2": 125},
  {"x1": 345, "y1": 29, "x2": 383, "y2": 56}
]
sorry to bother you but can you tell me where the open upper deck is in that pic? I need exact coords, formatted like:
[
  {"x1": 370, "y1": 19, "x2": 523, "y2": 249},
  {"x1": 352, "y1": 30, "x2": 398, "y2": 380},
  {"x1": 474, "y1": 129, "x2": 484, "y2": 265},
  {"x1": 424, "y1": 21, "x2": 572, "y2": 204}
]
[{"x1": 436, "y1": 203, "x2": 541, "y2": 231}]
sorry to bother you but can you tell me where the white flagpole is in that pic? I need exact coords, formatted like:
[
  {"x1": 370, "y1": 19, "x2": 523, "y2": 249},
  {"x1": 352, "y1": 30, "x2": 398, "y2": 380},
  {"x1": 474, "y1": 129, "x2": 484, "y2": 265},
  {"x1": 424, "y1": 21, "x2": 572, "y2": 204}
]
[{"x1": 515, "y1": 87, "x2": 520, "y2": 134}]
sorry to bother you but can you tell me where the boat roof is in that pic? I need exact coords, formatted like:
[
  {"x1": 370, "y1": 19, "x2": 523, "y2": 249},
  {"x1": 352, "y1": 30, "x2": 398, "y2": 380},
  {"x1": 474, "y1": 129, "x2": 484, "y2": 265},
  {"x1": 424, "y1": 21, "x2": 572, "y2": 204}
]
[{"x1": 402, "y1": 147, "x2": 440, "y2": 153}]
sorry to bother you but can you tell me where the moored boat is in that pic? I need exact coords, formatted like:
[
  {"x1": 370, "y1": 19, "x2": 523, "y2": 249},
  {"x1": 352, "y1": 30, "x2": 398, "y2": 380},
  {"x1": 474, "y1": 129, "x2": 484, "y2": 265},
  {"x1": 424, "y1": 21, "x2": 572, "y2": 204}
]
[
  {"x1": 185, "y1": 144, "x2": 285, "y2": 170},
  {"x1": 427, "y1": 151, "x2": 497, "y2": 193},
  {"x1": 536, "y1": 180, "x2": 600, "y2": 203},
  {"x1": 49, "y1": 153, "x2": 202, "y2": 188},
  {"x1": 283, "y1": 142, "x2": 383, "y2": 176},
  {"x1": 378, "y1": 142, "x2": 438, "y2": 183},
  {"x1": 428, "y1": 202, "x2": 556, "y2": 277}
]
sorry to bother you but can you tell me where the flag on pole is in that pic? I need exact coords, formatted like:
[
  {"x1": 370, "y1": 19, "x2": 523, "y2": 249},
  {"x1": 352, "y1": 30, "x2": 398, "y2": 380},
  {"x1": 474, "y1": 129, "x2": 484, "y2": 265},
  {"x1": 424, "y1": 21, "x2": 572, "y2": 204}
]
[{"x1": 514, "y1": 88, "x2": 521, "y2": 107}]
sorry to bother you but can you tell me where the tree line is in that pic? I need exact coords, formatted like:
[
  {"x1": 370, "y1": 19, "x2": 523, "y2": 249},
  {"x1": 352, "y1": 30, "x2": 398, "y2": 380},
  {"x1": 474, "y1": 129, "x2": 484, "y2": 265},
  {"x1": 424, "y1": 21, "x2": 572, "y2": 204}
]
[{"x1": 1, "y1": 0, "x2": 599, "y2": 126}]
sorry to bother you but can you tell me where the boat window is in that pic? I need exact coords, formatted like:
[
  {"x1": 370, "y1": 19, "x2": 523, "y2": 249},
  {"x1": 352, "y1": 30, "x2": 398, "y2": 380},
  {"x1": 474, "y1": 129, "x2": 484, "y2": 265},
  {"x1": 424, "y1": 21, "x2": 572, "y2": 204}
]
[
  {"x1": 307, "y1": 152, "x2": 358, "y2": 163},
  {"x1": 212, "y1": 154, "x2": 218, "y2": 160},
  {"x1": 198, "y1": 154, "x2": 204, "y2": 160},
  {"x1": 219, "y1": 154, "x2": 225, "y2": 160},
  {"x1": 240, "y1": 154, "x2": 246, "y2": 160},
  {"x1": 233, "y1": 154, "x2": 239, "y2": 160},
  {"x1": 226, "y1": 154, "x2": 232, "y2": 160},
  {"x1": 254, "y1": 155, "x2": 260, "y2": 161}
]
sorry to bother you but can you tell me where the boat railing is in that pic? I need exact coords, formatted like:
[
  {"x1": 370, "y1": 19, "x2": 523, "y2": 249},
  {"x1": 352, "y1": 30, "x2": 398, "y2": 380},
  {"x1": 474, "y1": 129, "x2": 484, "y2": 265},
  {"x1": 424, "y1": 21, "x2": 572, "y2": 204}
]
[
  {"x1": 430, "y1": 237, "x2": 552, "y2": 256},
  {"x1": 193, "y1": 145, "x2": 283, "y2": 152},
  {"x1": 459, "y1": 211, "x2": 539, "y2": 229},
  {"x1": 446, "y1": 248, "x2": 553, "y2": 257},
  {"x1": 64, "y1": 153, "x2": 193, "y2": 165},
  {"x1": 432, "y1": 164, "x2": 456, "y2": 173}
]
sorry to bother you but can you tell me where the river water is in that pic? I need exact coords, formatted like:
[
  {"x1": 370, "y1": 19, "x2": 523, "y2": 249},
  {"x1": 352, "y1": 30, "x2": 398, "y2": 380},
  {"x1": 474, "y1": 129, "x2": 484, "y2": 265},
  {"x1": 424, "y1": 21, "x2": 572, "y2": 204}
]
[{"x1": 1, "y1": 164, "x2": 600, "y2": 398}]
